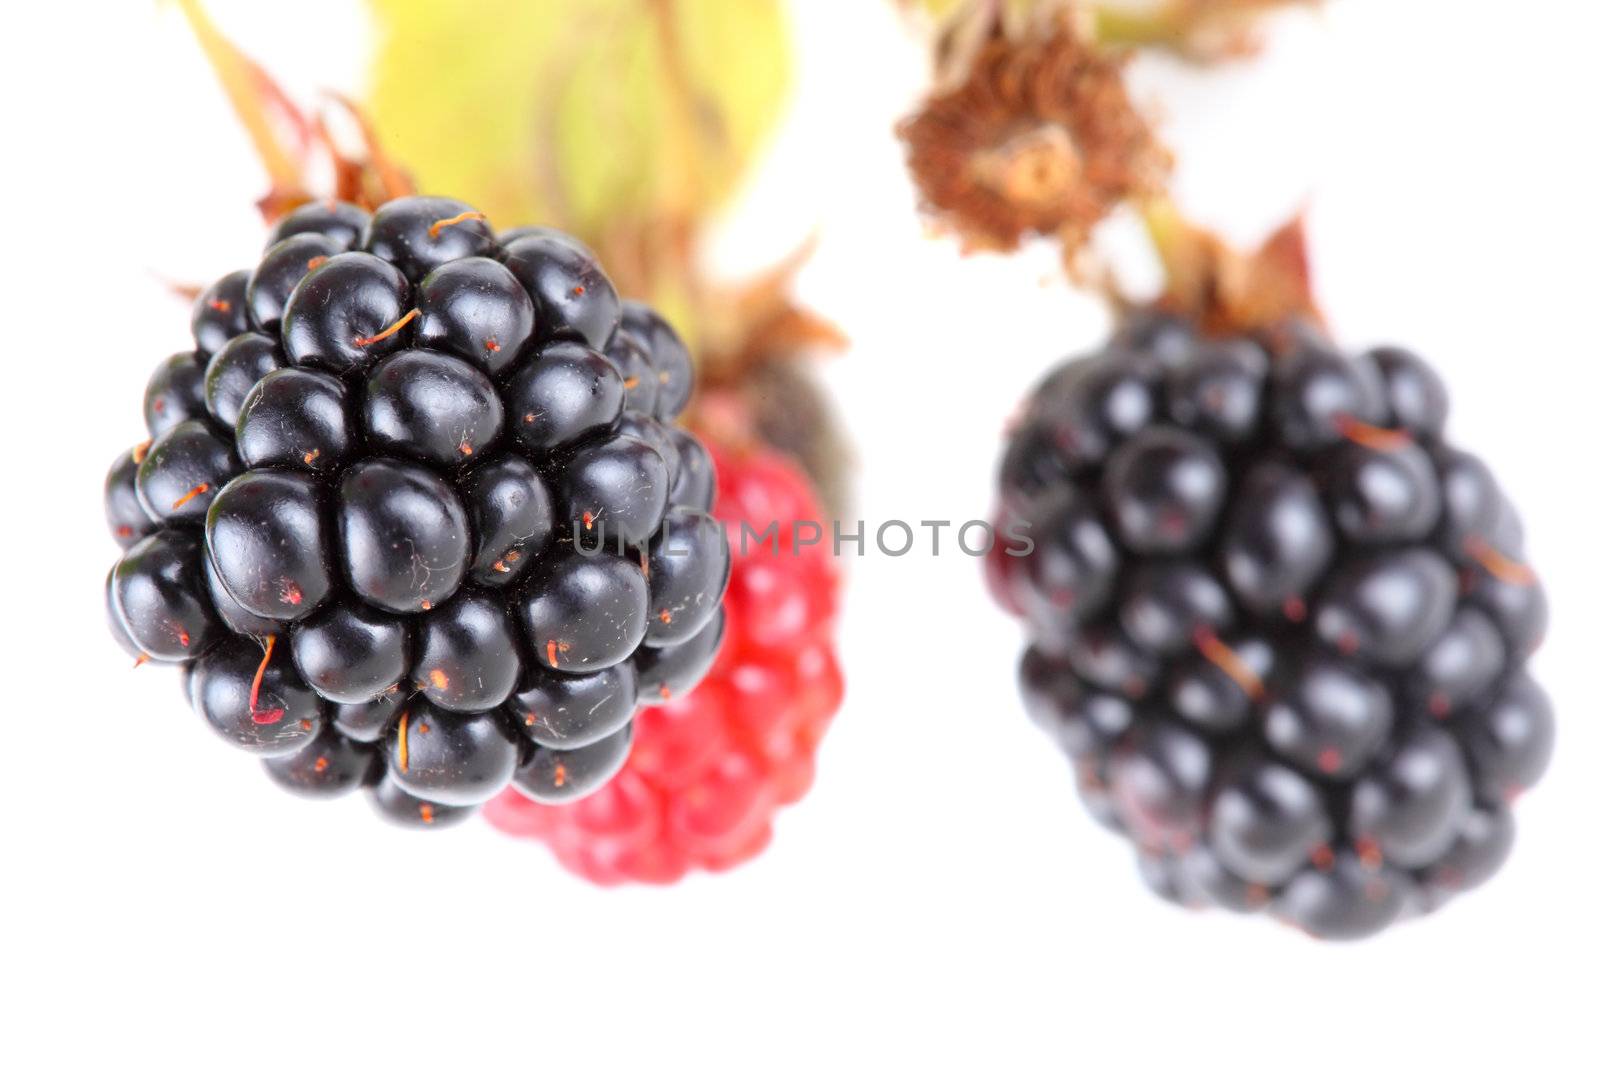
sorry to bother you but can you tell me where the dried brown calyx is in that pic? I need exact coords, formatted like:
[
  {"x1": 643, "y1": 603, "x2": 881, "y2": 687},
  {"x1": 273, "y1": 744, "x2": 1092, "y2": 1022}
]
[
  {"x1": 899, "y1": 7, "x2": 1170, "y2": 257},
  {"x1": 1138, "y1": 196, "x2": 1324, "y2": 343},
  {"x1": 690, "y1": 240, "x2": 847, "y2": 388},
  {"x1": 313, "y1": 93, "x2": 417, "y2": 214},
  {"x1": 686, "y1": 242, "x2": 855, "y2": 519},
  {"x1": 176, "y1": 0, "x2": 414, "y2": 221}
]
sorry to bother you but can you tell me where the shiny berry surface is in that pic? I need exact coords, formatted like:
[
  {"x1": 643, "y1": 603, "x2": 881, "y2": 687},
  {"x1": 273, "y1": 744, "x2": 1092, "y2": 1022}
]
[
  {"x1": 1166, "y1": 340, "x2": 1268, "y2": 442},
  {"x1": 206, "y1": 469, "x2": 334, "y2": 622},
  {"x1": 666, "y1": 426, "x2": 716, "y2": 511},
  {"x1": 1219, "y1": 461, "x2": 1334, "y2": 617},
  {"x1": 510, "y1": 664, "x2": 638, "y2": 751},
  {"x1": 337, "y1": 458, "x2": 470, "y2": 613},
  {"x1": 554, "y1": 435, "x2": 670, "y2": 547},
  {"x1": 144, "y1": 351, "x2": 211, "y2": 437},
  {"x1": 604, "y1": 330, "x2": 660, "y2": 415},
  {"x1": 362, "y1": 349, "x2": 504, "y2": 467},
  {"x1": 110, "y1": 527, "x2": 221, "y2": 662},
  {"x1": 513, "y1": 724, "x2": 635, "y2": 804},
  {"x1": 281, "y1": 251, "x2": 411, "y2": 373},
  {"x1": 204, "y1": 332, "x2": 287, "y2": 427},
  {"x1": 236, "y1": 367, "x2": 354, "y2": 471},
  {"x1": 105, "y1": 445, "x2": 155, "y2": 548},
  {"x1": 290, "y1": 599, "x2": 410, "y2": 704},
  {"x1": 383, "y1": 698, "x2": 519, "y2": 805},
  {"x1": 368, "y1": 770, "x2": 476, "y2": 829},
  {"x1": 189, "y1": 637, "x2": 326, "y2": 755},
  {"x1": 101, "y1": 200, "x2": 724, "y2": 827},
  {"x1": 362, "y1": 195, "x2": 495, "y2": 282},
  {"x1": 989, "y1": 316, "x2": 1550, "y2": 938},
  {"x1": 644, "y1": 508, "x2": 732, "y2": 647},
  {"x1": 191, "y1": 271, "x2": 250, "y2": 356},
  {"x1": 518, "y1": 551, "x2": 650, "y2": 673},
  {"x1": 617, "y1": 300, "x2": 695, "y2": 420},
  {"x1": 460, "y1": 455, "x2": 554, "y2": 586},
  {"x1": 416, "y1": 256, "x2": 535, "y2": 374},
  {"x1": 331, "y1": 688, "x2": 405, "y2": 743},
  {"x1": 634, "y1": 608, "x2": 726, "y2": 702},
  {"x1": 266, "y1": 200, "x2": 369, "y2": 250},
  {"x1": 248, "y1": 234, "x2": 343, "y2": 333},
  {"x1": 505, "y1": 342, "x2": 626, "y2": 453},
  {"x1": 1102, "y1": 427, "x2": 1227, "y2": 553},
  {"x1": 410, "y1": 589, "x2": 521, "y2": 711},
  {"x1": 487, "y1": 444, "x2": 844, "y2": 883},
  {"x1": 136, "y1": 419, "x2": 239, "y2": 524},
  {"x1": 203, "y1": 551, "x2": 284, "y2": 640},
  {"x1": 264, "y1": 730, "x2": 378, "y2": 798},
  {"x1": 500, "y1": 232, "x2": 620, "y2": 349}
]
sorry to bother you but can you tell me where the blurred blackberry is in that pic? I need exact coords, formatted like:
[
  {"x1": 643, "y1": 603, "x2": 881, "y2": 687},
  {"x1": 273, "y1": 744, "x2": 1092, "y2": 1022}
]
[
  {"x1": 104, "y1": 196, "x2": 728, "y2": 829},
  {"x1": 991, "y1": 315, "x2": 1552, "y2": 939}
]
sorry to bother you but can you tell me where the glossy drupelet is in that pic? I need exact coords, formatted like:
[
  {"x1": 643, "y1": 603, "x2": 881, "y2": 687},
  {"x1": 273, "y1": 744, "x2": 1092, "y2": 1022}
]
[
  {"x1": 485, "y1": 444, "x2": 844, "y2": 882},
  {"x1": 989, "y1": 318, "x2": 1552, "y2": 939},
  {"x1": 103, "y1": 197, "x2": 728, "y2": 828}
]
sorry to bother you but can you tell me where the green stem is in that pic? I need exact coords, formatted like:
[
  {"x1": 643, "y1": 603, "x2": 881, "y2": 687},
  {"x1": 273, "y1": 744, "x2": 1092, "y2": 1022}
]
[{"x1": 1090, "y1": 4, "x2": 1188, "y2": 49}]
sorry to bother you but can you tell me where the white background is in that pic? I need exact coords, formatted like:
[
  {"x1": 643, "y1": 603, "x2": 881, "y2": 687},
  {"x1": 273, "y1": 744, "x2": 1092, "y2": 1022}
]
[{"x1": 4, "y1": 1, "x2": 1598, "y2": 1063}]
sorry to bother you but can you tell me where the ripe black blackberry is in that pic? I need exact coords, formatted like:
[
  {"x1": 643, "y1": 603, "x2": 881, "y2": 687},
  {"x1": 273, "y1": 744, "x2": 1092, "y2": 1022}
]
[
  {"x1": 990, "y1": 316, "x2": 1552, "y2": 939},
  {"x1": 105, "y1": 196, "x2": 730, "y2": 829}
]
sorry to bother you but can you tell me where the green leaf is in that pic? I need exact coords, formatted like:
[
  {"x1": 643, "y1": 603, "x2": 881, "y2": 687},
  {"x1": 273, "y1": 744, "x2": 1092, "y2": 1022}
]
[
  {"x1": 906, "y1": 0, "x2": 966, "y2": 18},
  {"x1": 366, "y1": 0, "x2": 791, "y2": 246}
]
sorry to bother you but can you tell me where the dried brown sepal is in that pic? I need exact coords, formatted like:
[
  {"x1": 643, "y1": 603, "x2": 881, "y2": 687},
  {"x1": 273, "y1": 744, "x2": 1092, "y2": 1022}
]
[
  {"x1": 1141, "y1": 196, "x2": 1324, "y2": 342},
  {"x1": 744, "y1": 361, "x2": 854, "y2": 520},
  {"x1": 311, "y1": 112, "x2": 378, "y2": 211},
  {"x1": 150, "y1": 272, "x2": 204, "y2": 305},
  {"x1": 694, "y1": 238, "x2": 848, "y2": 388},
  {"x1": 583, "y1": 215, "x2": 698, "y2": 315},
  {"x1": 899, "y1": 10, "x2": 1170, "y2": 257},
  {"x1": 320, "y1": 92, "x2": 417, "y2": 207},
  {"x1": 922, "y1": 0, "x2": 1073, "y2": 94},
  {"x1": 691, "y1": 363, "x2": 852, "y2": 522},
  {"x1": 175, "y1": 0, "x2": 313, "y2": 219},
  {"x1": 670, "y1": 240, "x2": 853, "y2": 518},
  {"x1": 176, "y1": 0, "x2": 414, "y2": 219}
]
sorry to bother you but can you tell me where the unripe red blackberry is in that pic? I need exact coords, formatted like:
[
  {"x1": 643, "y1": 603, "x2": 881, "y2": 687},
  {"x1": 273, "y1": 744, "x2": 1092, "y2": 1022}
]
[
  {"x1": 991, "y1": 316, "x2": 1552, "y2": 939},
  {"x1": 485, "y1": 444, "x2": 844, "y2": 882},
  {"x1": 104, "y1": 197, "x2": 728, "y2": 828}
]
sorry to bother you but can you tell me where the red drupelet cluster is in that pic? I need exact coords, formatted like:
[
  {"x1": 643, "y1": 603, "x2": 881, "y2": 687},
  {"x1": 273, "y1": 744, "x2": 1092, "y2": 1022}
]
[{"x1": 485, "y1": 444, "x2": 844, "y2": 883}]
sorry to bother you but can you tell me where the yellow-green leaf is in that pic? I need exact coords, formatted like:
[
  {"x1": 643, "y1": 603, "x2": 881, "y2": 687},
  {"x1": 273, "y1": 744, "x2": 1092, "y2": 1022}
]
[
  {"x1": 366, "y1": 0, "x2": 791, "y2": 247},
  {"x1": 905, "y1": 0, "x2": 966, "y2": 18}
]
